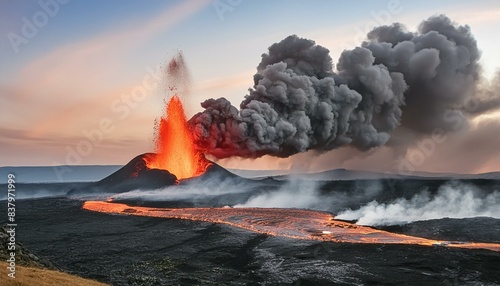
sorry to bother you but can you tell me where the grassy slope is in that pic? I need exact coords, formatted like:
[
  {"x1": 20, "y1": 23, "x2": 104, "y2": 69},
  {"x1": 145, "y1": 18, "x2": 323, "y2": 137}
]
[{"x1": 0, "y1": 262, "x2": 108, "y2": 286}]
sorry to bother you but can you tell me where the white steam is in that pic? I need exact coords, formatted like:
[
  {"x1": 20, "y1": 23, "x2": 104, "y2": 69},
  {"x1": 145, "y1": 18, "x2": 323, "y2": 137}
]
[
  {"x1": 234, "y1": 179, "x2": 323, "y2": 209},
  {"x1": 233, "y1": 178, "x2": 384, "y2": 210},
  {"x1": 336, "y1": 182, "x2": 500, "y2": 226},
  {"x1": 110, "y1": 177, "x2": 252, "y2": 202}
]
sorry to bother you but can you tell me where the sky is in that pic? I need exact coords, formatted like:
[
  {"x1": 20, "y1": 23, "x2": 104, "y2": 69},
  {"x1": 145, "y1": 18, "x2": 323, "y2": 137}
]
[{"x1": 1, "y1": 0, "x2": 499, "y2": 174}]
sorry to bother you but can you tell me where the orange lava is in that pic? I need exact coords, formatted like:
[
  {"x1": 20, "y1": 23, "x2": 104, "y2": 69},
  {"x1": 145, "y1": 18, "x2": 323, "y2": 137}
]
[
  {"x1": 83, "y1": 201, "x2": 500, "y2": 252},
  {"x1": 146, "y1": 96, "x2": 209, "y2": 179}
]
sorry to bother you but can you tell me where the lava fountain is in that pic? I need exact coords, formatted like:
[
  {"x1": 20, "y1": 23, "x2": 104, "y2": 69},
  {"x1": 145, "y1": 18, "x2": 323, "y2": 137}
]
[
  {"x1": 83, "y1": 201, "x2": 500, "y2": 252},
  {"x1": 145, "y1": 95, "x2": 210, "y2": 179}
]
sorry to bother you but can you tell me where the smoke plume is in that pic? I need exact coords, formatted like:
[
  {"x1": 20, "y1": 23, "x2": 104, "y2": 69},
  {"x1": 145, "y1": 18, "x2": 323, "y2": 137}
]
[
  {"x1": 362, "y1": 15, "x2": 481, "y2": 132},
  {"x1": 189, "y1": 15, "x2": 494, "y2": 159},
  {"x1": 234, "y1": 179, "x2": 324, "y2": 209},
  {"x1": 336, "y1": 182, "x2": 500, "y2": 226},
  {"x1": 234, "y1": 178, "x2": 384, "y2": 211}
]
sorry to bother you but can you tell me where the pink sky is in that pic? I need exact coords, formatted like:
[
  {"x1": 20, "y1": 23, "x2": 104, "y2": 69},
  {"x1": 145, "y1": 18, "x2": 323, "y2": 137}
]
[{"x1": 1, "y1": 0, "x2": 499, "y2": 174}]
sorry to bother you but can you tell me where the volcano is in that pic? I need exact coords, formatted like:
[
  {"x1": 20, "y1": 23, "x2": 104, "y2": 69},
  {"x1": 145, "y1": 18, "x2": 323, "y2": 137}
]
[
  {"x1": 68, "y1": 93, "x2": 221, "y2": 196},
  {"x1": 67, "y1": 153, "x2": 238, "y2": 196}
]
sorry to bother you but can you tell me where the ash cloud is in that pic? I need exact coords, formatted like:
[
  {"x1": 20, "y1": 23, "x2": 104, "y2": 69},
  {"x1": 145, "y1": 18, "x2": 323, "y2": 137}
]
[
  {"x1": 190, "y1": 15, "x2": 499, "y2": 159},
  {"x1": 468, "y1": 71, "x2": 500, "y2": 115},
  {"x1": 191, "y1": 35, "x2": 404, "y2": 157},
  {"x1": 336, "y1": 182, "x2": 500, "y2": 226},
  {"x1": 362, "y1": 15, "x2": 481, "y2": 133}
]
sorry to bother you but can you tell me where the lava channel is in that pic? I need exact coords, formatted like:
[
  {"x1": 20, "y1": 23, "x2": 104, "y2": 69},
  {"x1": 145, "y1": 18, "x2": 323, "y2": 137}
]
[{"x1": 83, "y1": 201, "x2": 500, "y2": 252}]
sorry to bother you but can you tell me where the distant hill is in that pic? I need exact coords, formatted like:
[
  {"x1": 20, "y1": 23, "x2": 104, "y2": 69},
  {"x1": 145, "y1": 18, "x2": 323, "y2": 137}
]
[
  {"x1": 0, "y1": 165, "x2": 121, "y2": 183},
  {"x1": 1, "y1": 164, "x2": 499, "y2": 183},
  {"x1": 228, "y1": 169, "x2": 290, "y2": 178},
  {"x1": 229, "y1": 168, "x2": 500, "y2": 181}
]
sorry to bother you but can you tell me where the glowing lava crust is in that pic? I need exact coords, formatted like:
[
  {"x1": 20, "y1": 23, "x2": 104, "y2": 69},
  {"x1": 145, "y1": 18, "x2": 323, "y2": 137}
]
[{"x1": 83, "y1": 201, "x2": 500, "y2": 252}]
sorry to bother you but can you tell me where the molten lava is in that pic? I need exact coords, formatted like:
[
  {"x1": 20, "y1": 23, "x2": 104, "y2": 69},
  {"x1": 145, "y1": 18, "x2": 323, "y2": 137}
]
[
  {"x1": 83, "y1": 201, "x2": 500, "y2": 252},
  {"x1": 146, "y1": 96, "x2": 209, "y2": 179}
]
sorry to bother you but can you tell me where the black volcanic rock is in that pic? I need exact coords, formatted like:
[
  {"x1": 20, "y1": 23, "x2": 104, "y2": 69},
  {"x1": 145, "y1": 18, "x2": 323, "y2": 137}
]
[
  {"x1": 67, "y1": 153, "x2": 177, "y2": 196},
  {"x1": 12, "y1": 198, "x2": 500, "y2": 285}
]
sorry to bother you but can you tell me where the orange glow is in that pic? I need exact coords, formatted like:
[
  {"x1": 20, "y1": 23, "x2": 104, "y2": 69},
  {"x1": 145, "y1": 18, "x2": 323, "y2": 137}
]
[
  {"x1": 146, "y1": 95, "x2": 209, "y2": 179},
  {"x1": 83, "y1": 201, "x2": 500, "y2": 252}
]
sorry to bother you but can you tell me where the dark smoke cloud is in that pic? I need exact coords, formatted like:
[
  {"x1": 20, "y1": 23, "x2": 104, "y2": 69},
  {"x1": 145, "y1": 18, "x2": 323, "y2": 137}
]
[
  {"x1": 468, "y1": 72, "x2": 500, "y2": 115},
  {"x1": 362, "y1": 15, "x2": 481, "y2": 132},
  {"x1": 190, "y1": 15, "x2": 496, "y2": 159},
  {"x1": 191, "y1": 36, "x2": 404, "y2": 157}
]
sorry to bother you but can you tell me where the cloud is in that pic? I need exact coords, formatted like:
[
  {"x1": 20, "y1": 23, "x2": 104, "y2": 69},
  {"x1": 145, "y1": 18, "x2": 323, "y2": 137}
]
[
  {"x1": 1, "y1": 1, "x2": 210, "y2": 165},
  {"x1": 0, "y1": 126, "x2": 150, "y2": 166}
]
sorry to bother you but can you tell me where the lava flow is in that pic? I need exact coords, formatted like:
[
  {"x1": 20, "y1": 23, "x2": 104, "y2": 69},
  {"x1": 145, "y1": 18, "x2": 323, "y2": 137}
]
[
  {"x1": 146, "y1": 95, "x2": 210, "y2": 179},
  {"x1": 83, "y1": 201, "x2": 500, "y2": 252}
]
